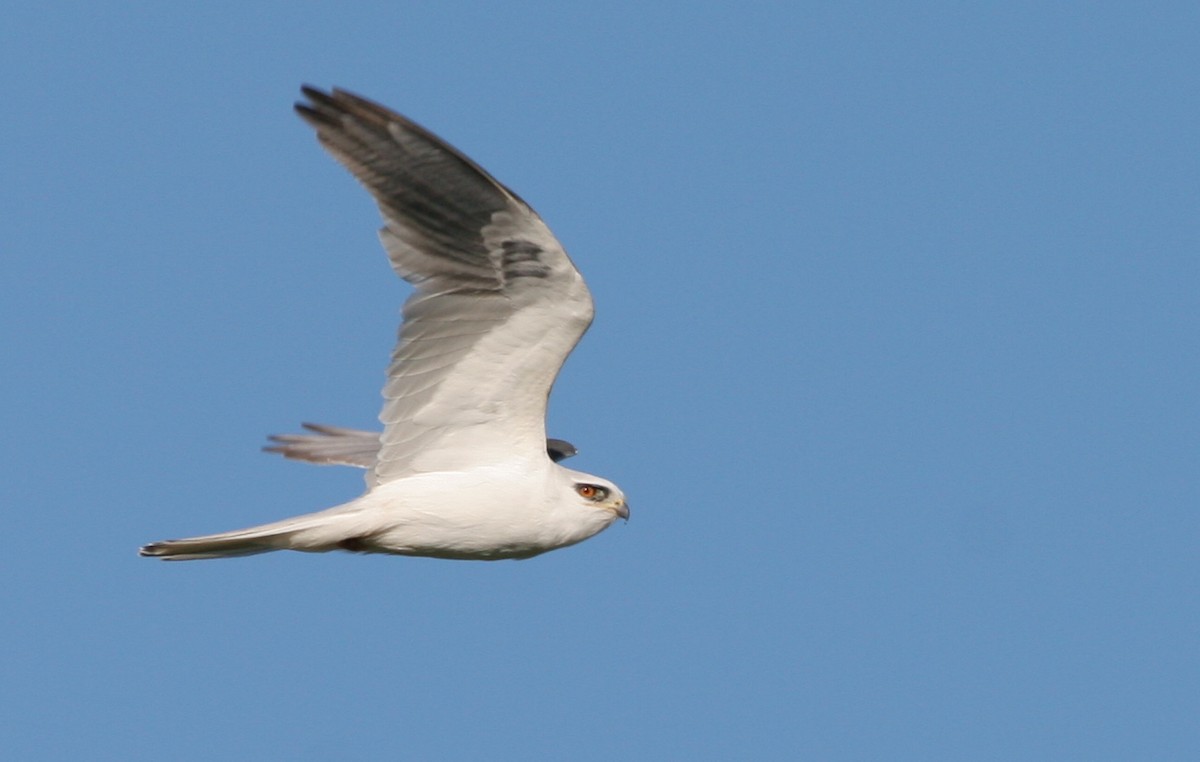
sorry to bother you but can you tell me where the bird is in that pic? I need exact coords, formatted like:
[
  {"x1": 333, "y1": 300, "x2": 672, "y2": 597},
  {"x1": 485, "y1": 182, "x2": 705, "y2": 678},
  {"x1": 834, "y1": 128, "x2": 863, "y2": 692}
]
[{"x1": 139, "y1": 86, "x2": 628, "y2": 561}]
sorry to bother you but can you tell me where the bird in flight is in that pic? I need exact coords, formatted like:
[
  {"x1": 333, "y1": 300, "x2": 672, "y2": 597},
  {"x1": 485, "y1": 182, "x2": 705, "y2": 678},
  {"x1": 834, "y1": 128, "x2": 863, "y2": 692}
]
[{"x1": 140, "y1": 86, "x2": 628, "y2": 561}]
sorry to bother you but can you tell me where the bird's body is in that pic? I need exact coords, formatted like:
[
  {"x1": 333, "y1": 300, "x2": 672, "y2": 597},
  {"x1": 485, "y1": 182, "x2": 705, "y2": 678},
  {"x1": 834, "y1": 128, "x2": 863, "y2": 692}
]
[
  {"x1": 145, "y1": 459, "x2": 620, "y2": 561},
  {"x1": 140, "y1": 87, "x2": 627, "y2": 562}
]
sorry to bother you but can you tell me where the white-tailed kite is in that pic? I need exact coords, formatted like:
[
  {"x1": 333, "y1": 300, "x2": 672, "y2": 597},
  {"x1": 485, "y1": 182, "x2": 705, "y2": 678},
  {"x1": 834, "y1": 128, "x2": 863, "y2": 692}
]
[{"x1": 140, "y1": 86, "x2": 628, "y2": 561}]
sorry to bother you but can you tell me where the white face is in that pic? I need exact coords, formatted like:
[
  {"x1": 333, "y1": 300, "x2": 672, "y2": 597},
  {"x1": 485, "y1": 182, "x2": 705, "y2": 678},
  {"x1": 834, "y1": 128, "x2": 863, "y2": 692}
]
[{"x1": 563, "y1": 470, "x2": 629, "y2": 521}]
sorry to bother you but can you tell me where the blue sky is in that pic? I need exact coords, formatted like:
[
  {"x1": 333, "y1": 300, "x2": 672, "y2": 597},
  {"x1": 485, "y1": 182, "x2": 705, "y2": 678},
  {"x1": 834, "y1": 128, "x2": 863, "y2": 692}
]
[{"x1": 3, "y1": 2, "x2": 1197, "y2": 758}]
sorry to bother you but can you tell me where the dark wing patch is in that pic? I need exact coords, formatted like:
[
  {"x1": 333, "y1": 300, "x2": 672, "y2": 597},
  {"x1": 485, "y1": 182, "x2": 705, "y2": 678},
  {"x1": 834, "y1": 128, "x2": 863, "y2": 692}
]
[
  {"x1": 501, "y1": 239, "x2": 551, "y2": 279},
  {"x1": 295, "y1": 86, "x2": 523, "y2": 285}
]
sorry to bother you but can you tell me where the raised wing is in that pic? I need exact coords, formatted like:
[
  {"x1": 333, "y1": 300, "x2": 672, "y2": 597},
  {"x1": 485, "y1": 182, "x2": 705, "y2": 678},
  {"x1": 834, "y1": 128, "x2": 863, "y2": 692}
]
[
  {"x1": 295, "y1": 87, "x2": 593, "y2": 485},
  {"x1": 264, "y1": 422, "x2": 579, "y2": 469}
]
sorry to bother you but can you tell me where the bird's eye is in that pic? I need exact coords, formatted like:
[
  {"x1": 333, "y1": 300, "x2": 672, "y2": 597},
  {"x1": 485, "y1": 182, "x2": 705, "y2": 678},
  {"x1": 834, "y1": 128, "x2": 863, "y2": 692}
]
[{"x1": 575, "y1": 484, "x2": 608, "y2": 501}]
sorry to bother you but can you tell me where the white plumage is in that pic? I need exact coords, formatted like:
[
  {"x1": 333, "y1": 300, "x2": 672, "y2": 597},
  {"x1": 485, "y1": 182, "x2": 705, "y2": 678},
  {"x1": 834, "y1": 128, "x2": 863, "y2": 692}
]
[{"x1": 140, "y1": 86, "x2": 627, "y2": 561}]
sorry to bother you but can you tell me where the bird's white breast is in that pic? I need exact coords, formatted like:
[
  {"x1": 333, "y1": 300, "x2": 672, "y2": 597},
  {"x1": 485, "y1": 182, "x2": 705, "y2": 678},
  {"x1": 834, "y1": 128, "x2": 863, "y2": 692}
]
[{"x1": 342, "y1": 461, "x2": 614, "y2": 559}]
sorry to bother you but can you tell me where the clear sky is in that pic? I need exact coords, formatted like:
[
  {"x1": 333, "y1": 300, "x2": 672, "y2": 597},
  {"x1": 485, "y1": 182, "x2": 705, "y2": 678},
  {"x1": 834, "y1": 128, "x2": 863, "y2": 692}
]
[{"x1": 3, "y1": 2, "x2": 1197, "y2": 759}]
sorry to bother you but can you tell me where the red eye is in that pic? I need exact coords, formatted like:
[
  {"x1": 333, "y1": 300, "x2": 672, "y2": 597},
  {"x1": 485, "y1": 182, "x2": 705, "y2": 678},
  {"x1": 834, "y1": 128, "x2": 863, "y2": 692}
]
[{"x1": 576, "y1": 484, "x2": 597, "y2": 499}]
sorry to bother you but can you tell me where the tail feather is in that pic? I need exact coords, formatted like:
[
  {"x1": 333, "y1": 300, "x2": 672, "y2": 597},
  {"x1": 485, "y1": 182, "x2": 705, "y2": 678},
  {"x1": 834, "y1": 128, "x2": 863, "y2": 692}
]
[
  {"x1": 139, "y1": 536, "x2": 285, "y2": 561},
  {"x1": 264, "y1": 423, "x2": 380, "y2": 468},
  {"x1": 139, "y1": 511, "x2": 348, "y2": 561}
]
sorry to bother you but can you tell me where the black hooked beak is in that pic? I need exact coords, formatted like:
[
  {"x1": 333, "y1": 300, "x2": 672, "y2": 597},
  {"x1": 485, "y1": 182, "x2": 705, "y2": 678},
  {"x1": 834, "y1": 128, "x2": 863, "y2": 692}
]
[{"x1": 613, "y1": 501, "x2": 630, "y2": 521}]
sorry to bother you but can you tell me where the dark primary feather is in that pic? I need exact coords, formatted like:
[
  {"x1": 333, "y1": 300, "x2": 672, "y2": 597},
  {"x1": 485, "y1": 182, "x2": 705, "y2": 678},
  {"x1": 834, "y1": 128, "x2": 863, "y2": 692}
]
[{"x1": 295, "y1": 86, "x2": 525, "y2": 285}]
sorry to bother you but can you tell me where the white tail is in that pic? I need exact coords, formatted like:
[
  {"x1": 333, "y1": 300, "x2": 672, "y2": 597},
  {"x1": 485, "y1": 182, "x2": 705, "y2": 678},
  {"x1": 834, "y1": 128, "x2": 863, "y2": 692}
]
[{"x1": 139, "y1": 510, "x2": 354, "y2": 561}]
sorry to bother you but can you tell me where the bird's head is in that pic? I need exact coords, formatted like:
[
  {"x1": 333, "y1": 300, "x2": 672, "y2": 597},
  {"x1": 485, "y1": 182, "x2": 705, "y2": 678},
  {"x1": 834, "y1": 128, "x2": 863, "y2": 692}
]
[{"x1": 560, "y1": 468, "x2": 629, "y2": 522}]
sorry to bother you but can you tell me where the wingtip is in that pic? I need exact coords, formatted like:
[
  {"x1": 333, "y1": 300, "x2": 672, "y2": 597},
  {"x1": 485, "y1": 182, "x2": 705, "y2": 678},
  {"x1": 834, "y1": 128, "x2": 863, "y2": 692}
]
[
  {"x1": 298, "y1": 83, "x2": 336, "y2": 105},
  {"x1": 294, "y1": 85, "x2": 334, "y2": 124}
]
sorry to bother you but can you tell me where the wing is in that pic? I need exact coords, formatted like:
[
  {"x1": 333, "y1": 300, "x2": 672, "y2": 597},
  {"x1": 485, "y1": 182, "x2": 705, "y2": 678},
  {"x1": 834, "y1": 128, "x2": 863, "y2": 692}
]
[
  {"x1": 295, "y1": 87, "x2": 594, "y2": 485},
  {"x1": 263, "y1": 422, "x2": 579, "y2": 469}
]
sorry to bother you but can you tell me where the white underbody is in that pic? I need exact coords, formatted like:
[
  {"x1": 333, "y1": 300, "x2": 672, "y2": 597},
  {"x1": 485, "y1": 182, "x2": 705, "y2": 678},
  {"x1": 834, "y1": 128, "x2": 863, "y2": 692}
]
[{"x1": 188, "y1": 458, "x2": 620, "y2": 561}]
